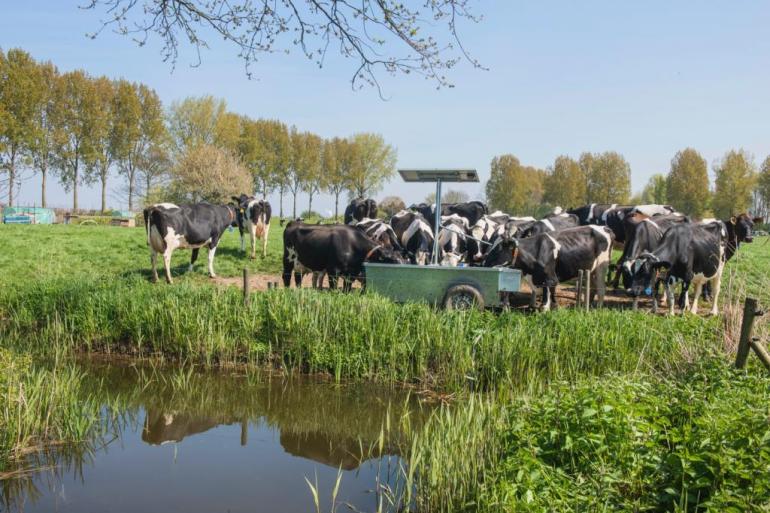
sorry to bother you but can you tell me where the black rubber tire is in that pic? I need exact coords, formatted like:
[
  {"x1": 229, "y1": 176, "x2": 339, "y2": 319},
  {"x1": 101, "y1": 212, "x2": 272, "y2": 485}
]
[{"x1": 443, "y1": 284, "x2": 485, "y2": 311}]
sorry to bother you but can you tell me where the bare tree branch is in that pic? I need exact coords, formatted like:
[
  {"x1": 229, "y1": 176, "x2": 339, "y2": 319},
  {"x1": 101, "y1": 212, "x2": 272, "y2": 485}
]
[{"x1": 81, "y1": 0, "x2": 484, "y2": 90}]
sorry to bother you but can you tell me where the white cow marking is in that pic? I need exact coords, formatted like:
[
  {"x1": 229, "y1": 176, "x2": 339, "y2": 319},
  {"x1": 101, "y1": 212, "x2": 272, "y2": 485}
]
[
  {"x1": 588, "y1": 225, "x2": 612, "y2": 271},
  {"x1": 541, "y1": 219, "x2": 555, "y2": 232},
  {"x1": 545, "y1": 233, "x2": 561, "y2": 259}
]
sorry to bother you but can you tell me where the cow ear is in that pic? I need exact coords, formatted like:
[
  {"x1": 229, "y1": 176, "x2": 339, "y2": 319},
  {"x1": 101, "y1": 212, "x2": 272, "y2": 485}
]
[{"x1": 730, "y1": 216, "x2": 737, "y2": 224}]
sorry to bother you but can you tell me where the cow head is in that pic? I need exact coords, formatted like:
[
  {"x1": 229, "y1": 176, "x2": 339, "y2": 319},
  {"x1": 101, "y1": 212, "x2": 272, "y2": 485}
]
[
  {"x1": 367, "y1": 246, "x2": 407, "y2": 265},
  {"x1": 627, "y1": 252, "x2": 664, "y2": 297},
  {"x1": 730, "y1": 214, "x2": 762, "y2": 244},
  {"x1": 482, "y1": 236, "x2": 517, "y2": 267}
]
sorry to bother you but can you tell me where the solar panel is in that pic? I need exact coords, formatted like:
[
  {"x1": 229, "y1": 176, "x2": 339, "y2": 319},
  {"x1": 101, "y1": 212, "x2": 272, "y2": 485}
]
[{"x1": 398, "y1": 169, "x2": 479, "y2": 183}]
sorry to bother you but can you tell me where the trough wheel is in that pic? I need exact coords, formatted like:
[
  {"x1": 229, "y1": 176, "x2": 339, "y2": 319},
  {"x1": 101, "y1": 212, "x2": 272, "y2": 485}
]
[{"x1": 443, "y1": 285, "x2": 485, "y2": 311}]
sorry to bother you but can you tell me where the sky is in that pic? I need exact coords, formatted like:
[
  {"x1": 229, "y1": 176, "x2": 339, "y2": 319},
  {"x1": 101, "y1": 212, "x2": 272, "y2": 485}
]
[{"x1": 2, "y1": 1, "x2": 770, "y2": 215}]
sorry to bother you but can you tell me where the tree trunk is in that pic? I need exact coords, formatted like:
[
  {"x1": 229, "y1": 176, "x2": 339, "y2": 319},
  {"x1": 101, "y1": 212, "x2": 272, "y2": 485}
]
[
  {"x1": 279, "y1": 186, "x2": 284, "y2": 218},
  {"x1": 128, "y1": 165, "x2": 135, "y2": 211},
  {"x1": 41, "y1": 166, "x2": 47, "y2": 208},
  {"x1": 101, "y1": 169, "x2": 107, "y2": 213},
  {"x1": 73, "y1": 160, "x2": 79, "y2": 212},
  {"x1": 308, "y1": 193, "x2": 313, "y2": 216},
  {"x1": 334, "y1": 190, "x2": 340, "y2": 219},
  {"x1": 145, "y1": 172, "x2": 151, "y2": 203},
  {"x1": 262, "y1": 179, "x2": 267, "y2": 200},
  {"x1": 292, "y1": 190, "x2": 297, "y2": 218},
  {"x1": 8, "y1": 157, "x2": 15, "y2": 207}
]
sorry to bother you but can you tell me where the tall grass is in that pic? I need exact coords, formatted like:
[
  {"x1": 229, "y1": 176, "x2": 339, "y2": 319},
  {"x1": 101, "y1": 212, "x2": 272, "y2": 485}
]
[
  {"x1": 1, "y1": 277, "x2": 721, "y2": 391},
  {"x1": 392, "y1": 356, "x2": 770, "y2": 512},
  {"x1": 0, "y1": 349, "x2": 101, "y2": 475}
]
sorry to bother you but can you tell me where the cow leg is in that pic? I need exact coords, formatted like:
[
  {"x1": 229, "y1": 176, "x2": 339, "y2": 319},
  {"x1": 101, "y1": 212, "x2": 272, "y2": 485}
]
[
  {"x1": 709, "y1": 271, "x2": 723, "y2": 316},
  {"x1": 342, "y1": 276, "x2": 353, "y2": 293},
  {"x1": 665, "y1": 281, "x2": 675, "y2": 316},
  {"x1": 541, "y1": 287, "x2": 551, "y2": 311},
  {"x1": 262, "y1": 224, "x2": 270, "y2": 258},
  {"x1": 294, "y1": 272, "x2": 302, "y2": 288},
  {"x1": 282, "y1": 255, "x2": 294, "y2": 287},
  {"x1": 327, "y1": 273, "x2": 338, "y2": 290},
  {"x1": 690, "y1": 281, "x2": 703, "y2": 314},
  {"x1": 150, "y1": 249, "x2": 159, "y2": 283},
  {"x1": 240, "y1": 230, "x2": 245, "y2": 252},
  {"x1": 677, "y1": 282, "x2": 690, "y2": 314},
  {"x1": 207, "y1": 245, "x2": 218, "y2": 278},
  {"x1": 163, "y1": 248, "x2": 174, "y2": 284},
  {"x1": 189, "y1": 248, "x2": 200, "y2": 272},
  {"x1": 250, "y1": 224, "x2": 257, "y2": 259}
]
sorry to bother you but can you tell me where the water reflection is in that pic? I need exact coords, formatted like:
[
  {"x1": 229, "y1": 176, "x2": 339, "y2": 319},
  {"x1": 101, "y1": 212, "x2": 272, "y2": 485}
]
[{"x1": 1, "y1": 360, "x2": 427, "y2": 513}]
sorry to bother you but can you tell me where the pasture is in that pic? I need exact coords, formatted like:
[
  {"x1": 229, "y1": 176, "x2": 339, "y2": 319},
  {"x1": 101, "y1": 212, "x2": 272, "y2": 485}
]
[{"x1": 1, "y1": 222, "x2": 769, "y2": 511}]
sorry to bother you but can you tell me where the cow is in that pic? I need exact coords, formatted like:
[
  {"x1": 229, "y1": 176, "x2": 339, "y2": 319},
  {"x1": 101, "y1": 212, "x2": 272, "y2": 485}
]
[
  {"x1": 483, "y1": 225, "x2": 614, "y2": 310},
  {"x1": 437, "y1": 214, "x2": 470, "y2": 266},
  {"x1": 355, "y1": 218, "x2": 402, "y2": 250},
  {"x1": 282, "y1": 221, "x2": 405, "y2": 292},
  {"x1": 568, "y1": 203, "x2": 676, "y2": 243},
  {"x1": 344, "y1": 198, "x2": 378, "y2": 225},
  {"x1": 503, "y1": 217, "x2": 537, "y2": 238},
  {"x1": 701, "y1": 213, "x2": 763, "y2": 261},
  {"x1": 389, "y1": 210, "x2": 435, "y2": 265},
  {"x1": 519, "y1": 213, "x2": 580, "y2": 238},
  {"x1": 232, "y1": 195, "x2": 271, "y2": 258},
  {"x1": 466, "y1": 215, "x2": 505, "y2": 264},
  {"x1": 144, "y1": 202, "x2": 237, "y2": 284},
  {"x1": 626, "y1": 223, "x2": 725, "y2": 315},
  {"x1": 410, "y1": 201, "x2": 488, "y2": 227},
  {"x1": 613, "y1": 213, "x2": 690, "y2": 291}
]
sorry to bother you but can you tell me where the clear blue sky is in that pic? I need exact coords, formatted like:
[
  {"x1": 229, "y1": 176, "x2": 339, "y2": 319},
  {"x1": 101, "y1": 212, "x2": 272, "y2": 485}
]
[{"x1": 3, "y1": 1, "x2": 769, "y2": 214}]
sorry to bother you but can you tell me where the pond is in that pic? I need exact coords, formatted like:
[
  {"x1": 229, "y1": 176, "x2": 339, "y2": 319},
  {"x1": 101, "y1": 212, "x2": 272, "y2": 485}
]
[{"x1": 2, "y1": 360, "x2": 429, "y2": 513}]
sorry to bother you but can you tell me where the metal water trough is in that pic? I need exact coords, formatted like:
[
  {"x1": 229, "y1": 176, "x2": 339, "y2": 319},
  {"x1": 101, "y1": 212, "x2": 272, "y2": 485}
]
[
  {"x1": 365, "y1": 263, "x2": 521, "y2": 309},
  {"x1": 364, "y1": 168, "x2": 523, "y2": 310}
]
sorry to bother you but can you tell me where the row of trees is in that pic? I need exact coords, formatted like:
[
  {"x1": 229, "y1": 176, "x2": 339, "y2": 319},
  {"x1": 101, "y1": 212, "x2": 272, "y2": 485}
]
[
  {"x1": 0, "y1": 48, "x2": 165, "y2": 210},
  {"x1": 487, "y1": 149, "x2": 770, "y2": 219},
  {"x1": 0, "y1": 48, "x2": 398, "y2": 216},
  {"x1": 640, "y1": 149, "x2": 770, "y2": 219}
]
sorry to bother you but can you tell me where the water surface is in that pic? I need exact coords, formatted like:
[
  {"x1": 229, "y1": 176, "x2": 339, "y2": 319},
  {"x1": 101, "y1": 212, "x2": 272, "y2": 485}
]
[{"x1": 2, "y1": 361, "x2": 425, "y2": 513}]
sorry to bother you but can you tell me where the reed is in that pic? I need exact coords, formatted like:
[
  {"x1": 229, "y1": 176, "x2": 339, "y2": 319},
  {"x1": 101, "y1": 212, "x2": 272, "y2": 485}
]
[{"x1": 1, "y1": 277, "x2": 722, "y2": 391}]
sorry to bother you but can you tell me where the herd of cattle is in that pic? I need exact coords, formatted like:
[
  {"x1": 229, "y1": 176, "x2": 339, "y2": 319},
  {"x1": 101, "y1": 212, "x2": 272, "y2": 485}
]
[{"x1": 143, "y1": 195, "x2": 763, "y2": 315}]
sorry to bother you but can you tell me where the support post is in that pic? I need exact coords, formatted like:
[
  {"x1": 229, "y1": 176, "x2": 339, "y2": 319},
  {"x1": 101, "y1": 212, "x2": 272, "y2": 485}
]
[
  {"x1": 584, "y1": 270, "x2": 591, "y2": 311},
  {"x1": 750, "y1": 338, "x2": 770, "y2": 372},
  {"x1": 243, "y1": 268, "x2": 250, "y2": 305},
  {"x1": 576, "y1": 270, "x2": 584, "y2": 308},
  {"x1": 432, "y1": 178, "x2": 442, "y2": 265},
  {"x1": 735, "y1": 297, "x2": 758, "y2": 369}
]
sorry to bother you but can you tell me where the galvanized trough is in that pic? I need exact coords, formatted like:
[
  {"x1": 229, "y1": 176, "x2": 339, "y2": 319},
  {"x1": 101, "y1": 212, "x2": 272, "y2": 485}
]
[{"x1": 364, "y1": 263, "x2": 521, "y2": 310}]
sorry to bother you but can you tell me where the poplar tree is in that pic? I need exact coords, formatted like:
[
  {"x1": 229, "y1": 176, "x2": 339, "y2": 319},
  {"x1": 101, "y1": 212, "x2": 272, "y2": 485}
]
[{"x1": 667, "y1": 148, "x2": 710, "y2": 217}]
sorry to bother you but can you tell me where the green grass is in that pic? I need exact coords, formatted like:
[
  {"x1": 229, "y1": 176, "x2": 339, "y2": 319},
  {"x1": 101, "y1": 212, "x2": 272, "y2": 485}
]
[
  {"x1": 0, "y1": 276, "x2": 723, "y2": 391},
  {"x1": 0, "y1": 349, "x2": 101, "y2": 475},
  {"x1": 401, "y1": 356, "x2": 770, "y2": 512},
  {"x1": 0, "y1": 220, "x2": 285, "y2": 284}
]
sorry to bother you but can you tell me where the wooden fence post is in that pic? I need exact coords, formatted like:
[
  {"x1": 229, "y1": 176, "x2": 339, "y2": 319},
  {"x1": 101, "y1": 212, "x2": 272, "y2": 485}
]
[
  {"x1": 749, "y1": 338, "x2": 770, "y2": 372},
  {"x1": 735, "y1": 297, "x2": 758, "y2": 369},
  {"x1": 584, "y1": 270, "x2": 590, "y2": 311},
  {"x1": 243, "y1": 268, "x2": 250, "y2": 305}
]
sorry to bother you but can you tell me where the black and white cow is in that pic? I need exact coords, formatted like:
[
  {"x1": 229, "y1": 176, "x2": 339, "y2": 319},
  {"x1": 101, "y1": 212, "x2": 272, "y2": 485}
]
[
  {"x1": 466, "y1": 215, "x2": 505, "y2": 264},
  {"x1": 700, "y1": 213, "x2": 763, "y2": 261},
  {"x1": 282, "y1": 221, "x2": 405, "y2": 291},
  {"x1": 232, "y1": 195, "x2": 272, "y2": 259},
  {"x1": 355, "y1": 218, "x2": 402, "y2": 250},
  {"x1": 344, "y1": 198, "x2": 378, "y2": 225},
  {"x1": 519, "y1": 213, "x2": 580, "y2": 238},
  {"x1": 568, "y1": 204, "x2": 676, "y2": 243},
  {"x1": 389, "y1": 210, "x2": 435, "y2": 265},
  {"x1": 483, "y1": 225, "x2": 614, "y2": 310},
  {"x1": 626, "y1": 223, "x2": 725, "y2": 315},
  {"x1": 144, "y1": 202, "x2": 237, "y2": 284},
  {"x1": 410, "y1": 201, "x2": 488, "y2": 227},
  {"x1": 502, "y1": 217, "x2": 537, "y2": 238},
  {"x1": 437, "y1": 214, "x2": 470, "y2": 266},
  {"x1": 614, "y1": 212, "x2": 690, "y2": 291}
]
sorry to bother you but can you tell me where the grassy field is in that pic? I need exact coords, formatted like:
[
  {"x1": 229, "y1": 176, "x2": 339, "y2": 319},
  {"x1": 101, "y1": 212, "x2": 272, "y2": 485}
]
[{"x1": 1, "y1": 223, "x2": 769, "y2": 511}]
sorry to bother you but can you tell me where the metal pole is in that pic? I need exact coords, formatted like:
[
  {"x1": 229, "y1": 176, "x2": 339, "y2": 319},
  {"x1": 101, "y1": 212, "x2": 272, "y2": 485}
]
[{"x1": 431, "y1": 178, "x2": 442, "y2": 265}]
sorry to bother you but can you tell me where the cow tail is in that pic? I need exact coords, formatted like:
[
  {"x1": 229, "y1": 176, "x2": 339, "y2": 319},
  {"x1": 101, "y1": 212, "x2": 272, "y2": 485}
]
[
  {"x1": 148, "y1": 208, "x2": 167, "y2": 251},
  {"x1": 143, "y1": 208, "x2": 152, "y2": 246}
]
